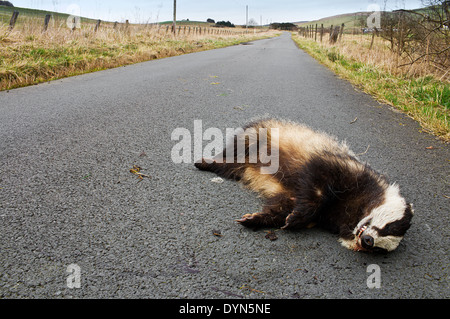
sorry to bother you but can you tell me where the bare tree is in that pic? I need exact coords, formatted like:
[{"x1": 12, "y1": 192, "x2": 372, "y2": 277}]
[{"x1": 378, "y1": 0, "x2": 449, "y2": 76}]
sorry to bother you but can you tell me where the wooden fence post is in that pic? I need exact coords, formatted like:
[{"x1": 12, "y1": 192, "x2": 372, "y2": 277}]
[
  {"x1": 314, "y1": 24, "x2": 318, "y2": 41},
  {"x1": 338, "y1": 23, "x2": 344, "y2": 41},
  {"x1": 329, "y1": 25, "x2": 334, "y2": 42},
  {"x1": 330, "y1": 25, "x2": 340, "y2": 44},
  {"x1": 9, "y1": 11, "x2": 19, "y2": 31},
  {"x1": 320, "y1": 24, "x2": 324, "y2": 42},
  {"x1": 43, "y1": 14, "x2": 51, "y2": 32},
  {"x1": 71, "y1": 16, "x2": 77, "y2": 32},
  {"x1": 369, "y1": 27, "x2": 377, "y2": 50},
  {"x1": 94, "y1": 19, "x2": 101, "y2": 32}
]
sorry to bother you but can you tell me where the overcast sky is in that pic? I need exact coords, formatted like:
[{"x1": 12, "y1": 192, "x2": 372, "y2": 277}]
[{"x1": 12, "y1": 0, "x2": 425, "y2": 24}]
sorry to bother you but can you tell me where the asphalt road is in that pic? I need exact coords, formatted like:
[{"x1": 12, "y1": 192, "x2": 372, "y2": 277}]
[{"x1": 0, "y1": 32, "x2": 448, "y2": 299}]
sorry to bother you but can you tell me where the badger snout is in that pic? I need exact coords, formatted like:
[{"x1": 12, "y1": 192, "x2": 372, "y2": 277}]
[{"x1": 361, "y1": 235, "x2": 374, "y2": 249}]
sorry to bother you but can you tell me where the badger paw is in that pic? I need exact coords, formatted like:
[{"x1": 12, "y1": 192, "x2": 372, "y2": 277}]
[{"x1": 236, "y1": 213, "x2": 261, "y2": 227}]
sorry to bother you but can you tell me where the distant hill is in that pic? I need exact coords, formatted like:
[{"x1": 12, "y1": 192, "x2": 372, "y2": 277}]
[
  {"x1": 0, "y1": 1, "x2": 14, "y2": 7},
  {"x1": 0, "y1": 6, "x2": 221, "y2": 27},
  {"x1": 295, "y1": 11, "x2": 371, "y2": 29},
  {"x1": 0, "y1": 5, "x2": 101, "y2": 25},
  {"x1": 294, "y1": 6, "x2": 427, "y2": 30},
  {"x1": 159, "y1": 20, "x2": 212, "y2": 26}
]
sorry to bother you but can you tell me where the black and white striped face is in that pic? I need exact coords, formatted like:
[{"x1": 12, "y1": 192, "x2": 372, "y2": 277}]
[{"x1": 341, "y1": 185, "x2": 414, "y2": 252}]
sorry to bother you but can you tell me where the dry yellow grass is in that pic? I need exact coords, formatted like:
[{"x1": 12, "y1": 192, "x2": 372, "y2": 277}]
[
  {"x1": 0, "y1": 18, "x2": 277, "y2": 90},
  {"x1": 326, "y1": 33, "x2": 448, "y2": 81}
]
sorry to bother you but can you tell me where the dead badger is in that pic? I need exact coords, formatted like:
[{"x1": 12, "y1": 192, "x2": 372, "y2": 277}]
[{"x1": 195, "y1": 118, "x2": 413, "y2": 252}]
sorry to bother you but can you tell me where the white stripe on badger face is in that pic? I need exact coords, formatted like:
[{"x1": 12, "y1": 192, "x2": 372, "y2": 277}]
[
  {"x1": 339, "y1": 184, "x2": 409, "y2": 252},
  {"x1": 370, "y1": 183, "x2": 406, "y2": 225},
  {"x1": 358, "y1": 184, "x2": 408, "y2": 251},
  {"x1": 371, "y1": 235, "x2": 403, "y2": 252}
]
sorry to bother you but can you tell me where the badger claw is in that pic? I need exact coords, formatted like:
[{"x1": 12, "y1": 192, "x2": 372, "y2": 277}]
[{"x1": 236, "y1": 213, "x2": 257, "y2": 224}]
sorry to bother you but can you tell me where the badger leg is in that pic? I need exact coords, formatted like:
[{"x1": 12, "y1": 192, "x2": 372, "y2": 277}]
[{"x1": 237, "y1": 195, "x2": 295, "y2": 229}]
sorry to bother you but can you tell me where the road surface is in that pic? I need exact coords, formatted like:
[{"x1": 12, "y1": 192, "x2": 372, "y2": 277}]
[{"x1": 0, "y1": 32, "x2": 448, "y2": 299}]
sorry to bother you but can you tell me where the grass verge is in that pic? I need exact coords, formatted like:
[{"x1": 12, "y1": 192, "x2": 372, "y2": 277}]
[
  {"x1": 0, "y1": 21, "x2": 277, "y2": 91},
  {"x1": 292, "y1": 33, "x2": 449, "y2": 142}
]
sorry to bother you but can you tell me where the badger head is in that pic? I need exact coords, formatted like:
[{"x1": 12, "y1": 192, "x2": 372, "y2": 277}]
[{"x1": 340, "y1": 184, "x2": 414, "y2": 252}]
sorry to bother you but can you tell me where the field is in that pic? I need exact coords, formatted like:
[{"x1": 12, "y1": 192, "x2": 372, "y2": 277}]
[
  {"x1": 296, "y1": 12, "x2": 370, "y2": 33},
  {"x1": 0, "y1": 6, "x2": 277, "y2": 91},
  {"x1": 292, "y1": 31, "x2": 449, "y2": 141}
]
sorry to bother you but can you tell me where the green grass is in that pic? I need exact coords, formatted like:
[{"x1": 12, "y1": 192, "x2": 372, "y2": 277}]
[
  {"x1": 411, "y1": 78, "x2": 450, "y2": 110},
  {"x1": 292, "y1": 34, "x2": 449, "y2": 141},
  {"x1": 0, "y1": 5, "x2": 98, "y2": 25}
]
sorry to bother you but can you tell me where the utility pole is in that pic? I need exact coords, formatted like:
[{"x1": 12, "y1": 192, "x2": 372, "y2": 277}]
[
  {"x1": 173, "y1": 0, "x2": 176, "y2": 34},
  {"x1": 246, "y1": 5, "x2": 248, "y2": 30}
]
